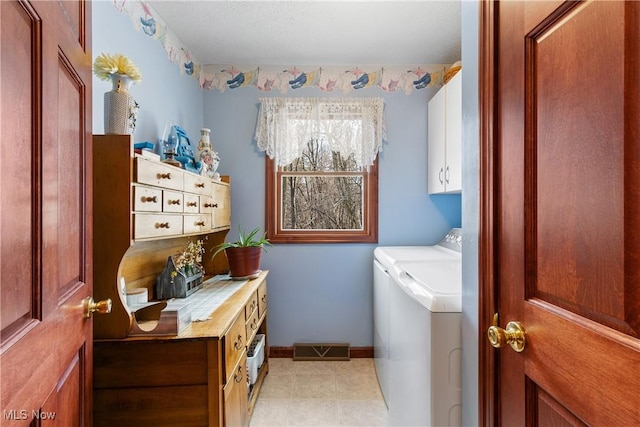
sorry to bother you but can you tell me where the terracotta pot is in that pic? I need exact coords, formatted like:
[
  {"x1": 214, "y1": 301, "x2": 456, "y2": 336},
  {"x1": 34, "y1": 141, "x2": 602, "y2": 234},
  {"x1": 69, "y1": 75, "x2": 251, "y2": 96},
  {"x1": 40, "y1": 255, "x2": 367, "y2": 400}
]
[{"x1": 225, "y1": 247, "x2": 262, "y2": 278}]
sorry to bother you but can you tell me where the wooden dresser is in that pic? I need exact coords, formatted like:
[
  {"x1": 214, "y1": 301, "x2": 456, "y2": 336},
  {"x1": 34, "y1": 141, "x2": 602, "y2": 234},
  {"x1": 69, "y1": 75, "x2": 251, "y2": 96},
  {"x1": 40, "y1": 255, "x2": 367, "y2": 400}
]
[
  {"x1": 93, "y1": 272, "x2": 269, "y2": 427},
  {"x1": 92, "y1": 135, "x2": 268, "y2": 426}
]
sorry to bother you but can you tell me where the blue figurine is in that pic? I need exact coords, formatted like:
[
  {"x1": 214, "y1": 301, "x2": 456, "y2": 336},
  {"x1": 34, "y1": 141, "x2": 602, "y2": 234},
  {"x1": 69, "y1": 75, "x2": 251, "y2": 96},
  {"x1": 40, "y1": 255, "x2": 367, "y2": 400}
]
[{"x1": 173, "y1": 126, "x2": 203, "y2": 174}]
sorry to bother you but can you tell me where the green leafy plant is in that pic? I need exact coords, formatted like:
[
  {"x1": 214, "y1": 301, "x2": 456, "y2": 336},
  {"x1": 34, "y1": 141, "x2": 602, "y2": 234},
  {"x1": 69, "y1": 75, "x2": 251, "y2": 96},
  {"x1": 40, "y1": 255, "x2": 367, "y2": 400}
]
[{"x1": 212, "y1": 226, "x2": 272, "y2": 258}]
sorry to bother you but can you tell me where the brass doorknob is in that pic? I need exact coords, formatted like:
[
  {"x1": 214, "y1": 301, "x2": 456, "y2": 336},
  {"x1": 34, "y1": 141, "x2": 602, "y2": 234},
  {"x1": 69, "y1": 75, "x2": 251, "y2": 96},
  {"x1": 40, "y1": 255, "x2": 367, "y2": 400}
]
[
  {"x1": 83, "y1": 297, "x2": 112, "y2": 318},
  {"x1": 487, "y1": 315, "x2": 526, "y2": 352}
]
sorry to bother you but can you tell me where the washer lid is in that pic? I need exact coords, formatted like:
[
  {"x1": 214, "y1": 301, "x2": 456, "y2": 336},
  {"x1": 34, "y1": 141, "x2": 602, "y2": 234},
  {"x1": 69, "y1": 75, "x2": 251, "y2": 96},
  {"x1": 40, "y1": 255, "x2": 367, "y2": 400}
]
[
  {"x1": 391, "y1": 260, "x2": 462, "y2": 312},
  {"x1": 374, "y1": 245, "x2": 460, "y2": 270}
]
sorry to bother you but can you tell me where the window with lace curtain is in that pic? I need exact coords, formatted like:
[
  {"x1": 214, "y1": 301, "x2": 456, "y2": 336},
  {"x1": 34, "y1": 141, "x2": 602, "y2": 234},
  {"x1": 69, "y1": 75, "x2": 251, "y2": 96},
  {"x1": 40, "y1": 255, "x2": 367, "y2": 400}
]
[{"x1": 255, "y1": 97, "x2": 386, "y2": 243}]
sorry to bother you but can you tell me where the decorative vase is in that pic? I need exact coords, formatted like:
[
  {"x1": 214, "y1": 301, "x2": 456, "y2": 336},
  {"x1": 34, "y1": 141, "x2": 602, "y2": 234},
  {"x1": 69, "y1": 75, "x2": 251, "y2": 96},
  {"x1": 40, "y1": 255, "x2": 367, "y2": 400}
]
[
  {"x1": 225, "y1": 247, "x2": 262, "y2": 279},
  {"x1": 198, "y1": 128, "x2": 212, "y2": 151},
  {"x1": 198, "y1": 127, "x2": 221, "y2": 179},
  {"x1": 104, "y1": 73, "x2": 139, "y2": 135}
]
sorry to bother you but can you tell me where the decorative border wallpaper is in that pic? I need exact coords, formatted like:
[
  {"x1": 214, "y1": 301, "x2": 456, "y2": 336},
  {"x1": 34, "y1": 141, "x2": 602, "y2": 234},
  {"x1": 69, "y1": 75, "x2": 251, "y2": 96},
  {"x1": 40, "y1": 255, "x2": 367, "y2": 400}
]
[
  {"x1": 200, "y1": 65, "x2": 447, "y2": 94},
  {"x1": 111, "y1": 0, "x2": 201, "y2": 78},
  {"x1": 112, "y1": 0, "x2": 450, "y2": 94}
]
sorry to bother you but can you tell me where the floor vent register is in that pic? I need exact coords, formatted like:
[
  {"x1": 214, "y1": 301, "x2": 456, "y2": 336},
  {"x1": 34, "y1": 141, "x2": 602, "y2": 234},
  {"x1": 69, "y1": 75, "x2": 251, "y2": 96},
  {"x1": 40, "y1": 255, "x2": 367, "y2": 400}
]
[{"x1": 293, "y1": 343, "x2": 350, "y2": 361}]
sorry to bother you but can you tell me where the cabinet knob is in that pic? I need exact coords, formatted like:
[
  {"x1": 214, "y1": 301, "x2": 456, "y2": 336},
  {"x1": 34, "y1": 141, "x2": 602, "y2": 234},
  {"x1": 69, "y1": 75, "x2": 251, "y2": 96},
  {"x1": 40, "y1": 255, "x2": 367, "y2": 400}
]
[{"x1": 438, "y1": 167, "x2": 444, "y2": 184}]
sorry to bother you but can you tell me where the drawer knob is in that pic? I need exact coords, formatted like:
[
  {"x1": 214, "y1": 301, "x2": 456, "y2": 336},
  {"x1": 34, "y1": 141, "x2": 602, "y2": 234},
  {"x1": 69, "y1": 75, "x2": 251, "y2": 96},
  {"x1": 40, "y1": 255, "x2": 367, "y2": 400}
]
[
  {"x1": 187, "y1": 202, "x2": 197, "y2": 207},
  {"x1": 157, "y1": 173, "x2": 171, "y2": 180},
  {"x1": 168, "y1": 199, "x2": 181, "y2": 205},
  {"x1": 261, "y1": 294, "x2": 267, "y2": 303},
  {"x1": 156, "y1": 222, "x2": 170, "y2": 229},
  {"x1": 195, "y1": 221, "x2": 205, "y2": 227},
  {"x1": 251, "y1": 319, "x2": 258, "y2": 331},
  {"x1": 234, "y1": 334, "x2": 243, "y2": 350},
  {"x1": 142, "y1": 196, "x2": 158, "y2": 203},
  {"x1": 195, "y1": 183, "x2": 205, "y2": 188}
]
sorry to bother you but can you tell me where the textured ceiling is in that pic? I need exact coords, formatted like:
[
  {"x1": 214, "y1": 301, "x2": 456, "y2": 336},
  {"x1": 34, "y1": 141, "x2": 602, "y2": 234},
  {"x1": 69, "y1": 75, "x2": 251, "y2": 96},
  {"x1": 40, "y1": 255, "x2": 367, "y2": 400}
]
[{"x1": 148, "y1": 1, "x2": 461, "y2": 66}]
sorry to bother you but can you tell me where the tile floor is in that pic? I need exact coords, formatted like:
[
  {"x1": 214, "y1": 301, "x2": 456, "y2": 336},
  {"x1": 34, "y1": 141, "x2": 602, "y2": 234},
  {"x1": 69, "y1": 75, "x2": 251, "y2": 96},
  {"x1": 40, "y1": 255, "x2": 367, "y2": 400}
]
[{"x1": 250, "y1": 358, "x2": 388, "y2": 427}]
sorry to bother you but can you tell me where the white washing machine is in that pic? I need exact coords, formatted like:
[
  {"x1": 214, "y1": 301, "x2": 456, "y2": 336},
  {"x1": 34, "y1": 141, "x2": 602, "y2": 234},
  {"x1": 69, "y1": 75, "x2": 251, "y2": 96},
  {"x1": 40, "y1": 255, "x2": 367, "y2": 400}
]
[{"x1": 373, "y1": 229, "x2": 462, "y2": 426}]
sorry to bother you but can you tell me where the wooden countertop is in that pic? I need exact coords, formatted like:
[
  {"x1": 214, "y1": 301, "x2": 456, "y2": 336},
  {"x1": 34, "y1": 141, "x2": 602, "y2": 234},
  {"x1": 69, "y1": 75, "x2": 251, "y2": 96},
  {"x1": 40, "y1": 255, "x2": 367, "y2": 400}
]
[{"x1": 96, "y1": 270, "x2": 268, "y2": 342}]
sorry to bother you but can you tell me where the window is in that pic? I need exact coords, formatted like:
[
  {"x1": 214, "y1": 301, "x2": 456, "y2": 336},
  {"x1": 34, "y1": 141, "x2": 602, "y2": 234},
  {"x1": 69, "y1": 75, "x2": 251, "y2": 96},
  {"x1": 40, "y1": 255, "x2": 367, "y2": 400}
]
[{"x1": 256, "y1": 98, "x2": 385, "y2": 243}]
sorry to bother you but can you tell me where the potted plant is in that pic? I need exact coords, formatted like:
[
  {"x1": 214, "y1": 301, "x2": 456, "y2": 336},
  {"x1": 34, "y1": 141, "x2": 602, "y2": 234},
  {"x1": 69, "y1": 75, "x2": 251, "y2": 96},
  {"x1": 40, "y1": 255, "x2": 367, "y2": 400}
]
[{"x1": 213, "y1": 226, "x2": 272, "y2": 279}]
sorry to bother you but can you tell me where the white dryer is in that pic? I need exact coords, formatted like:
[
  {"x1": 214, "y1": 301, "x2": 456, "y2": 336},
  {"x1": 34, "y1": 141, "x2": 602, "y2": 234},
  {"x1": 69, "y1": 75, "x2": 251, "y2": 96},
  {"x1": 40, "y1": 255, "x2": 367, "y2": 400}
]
[{"x1": 373, "y1": 228, "x2": 462, "y2": 426}]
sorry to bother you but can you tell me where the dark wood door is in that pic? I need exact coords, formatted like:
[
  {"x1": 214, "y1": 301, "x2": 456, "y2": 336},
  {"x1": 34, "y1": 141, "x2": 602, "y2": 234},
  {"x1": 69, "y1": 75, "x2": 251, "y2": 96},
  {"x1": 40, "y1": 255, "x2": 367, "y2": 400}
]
[
  {"x1": 1, "y1": 1, "x2": 93, "y2": 425},
  {"x1": 481, "y1": 1, "x2": 640, "y2": 425}
]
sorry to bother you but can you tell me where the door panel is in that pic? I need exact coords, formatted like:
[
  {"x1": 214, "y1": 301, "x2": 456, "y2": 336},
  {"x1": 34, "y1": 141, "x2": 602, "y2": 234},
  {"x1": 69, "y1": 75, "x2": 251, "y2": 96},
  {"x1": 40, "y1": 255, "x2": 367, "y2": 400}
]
[
  {"x1": 483, "y1": 1, "x2": 640, "y2": 425},
  {"x1": 0, "y1": 0, "x2": 38, "y2": 346},
  {"x1": 1, "y1": 1, "x2": 92, "y2": 425},
  {"x1": 527, "y1": 0, "x2": 630, "y2": 333},
  {"x1": 42, "y1": 352, "x2": 84, "y2": 427},
  {"x1": 529, "y1": 383, "x2": 587, "y2": 427}
]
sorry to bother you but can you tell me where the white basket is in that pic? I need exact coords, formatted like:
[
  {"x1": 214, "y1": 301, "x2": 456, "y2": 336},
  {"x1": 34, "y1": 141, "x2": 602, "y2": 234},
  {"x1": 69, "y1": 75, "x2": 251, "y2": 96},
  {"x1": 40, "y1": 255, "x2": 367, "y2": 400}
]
[{"x1": 247, "y1": 334, "x2": 265, "y2": 385}]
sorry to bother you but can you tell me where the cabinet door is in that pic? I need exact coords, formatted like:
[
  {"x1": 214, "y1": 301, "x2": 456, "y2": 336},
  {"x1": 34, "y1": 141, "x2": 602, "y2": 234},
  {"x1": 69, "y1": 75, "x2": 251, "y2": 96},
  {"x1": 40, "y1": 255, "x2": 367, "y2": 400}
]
[
  {"x1": 444, "y1": 70, "x2": 462, "y2": 193},
  {"x1": 428, "y1": 86, "x2": 446, "y2": 194},
  {"x1": 212, "y1": 182, "x2": 231, "y2": 229}
]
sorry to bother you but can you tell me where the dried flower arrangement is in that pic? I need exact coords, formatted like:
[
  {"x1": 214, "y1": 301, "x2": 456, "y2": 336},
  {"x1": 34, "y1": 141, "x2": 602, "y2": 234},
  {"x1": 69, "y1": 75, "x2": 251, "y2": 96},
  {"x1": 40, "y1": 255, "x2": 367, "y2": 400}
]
[
  {"x1": 171, "y1": 239, "x2": 205, "y2": 279},
  {"x1": 93, "y1": 53, "x2": 142, "y2": 83}
]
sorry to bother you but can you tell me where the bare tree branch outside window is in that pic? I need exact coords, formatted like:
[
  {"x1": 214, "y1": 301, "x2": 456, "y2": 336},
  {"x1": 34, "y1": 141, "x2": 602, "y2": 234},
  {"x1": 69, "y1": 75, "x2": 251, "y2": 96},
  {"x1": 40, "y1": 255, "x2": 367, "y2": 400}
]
[{"x1": 281, "y1": 136, "x2": 365, "y2": 231}]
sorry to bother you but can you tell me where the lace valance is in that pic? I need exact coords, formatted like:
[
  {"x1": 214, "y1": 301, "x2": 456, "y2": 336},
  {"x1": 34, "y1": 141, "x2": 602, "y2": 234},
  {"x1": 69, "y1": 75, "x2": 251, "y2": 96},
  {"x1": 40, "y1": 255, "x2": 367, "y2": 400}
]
[{"x1": 255, "y1": 97, "x2": 387, "y2": 168}]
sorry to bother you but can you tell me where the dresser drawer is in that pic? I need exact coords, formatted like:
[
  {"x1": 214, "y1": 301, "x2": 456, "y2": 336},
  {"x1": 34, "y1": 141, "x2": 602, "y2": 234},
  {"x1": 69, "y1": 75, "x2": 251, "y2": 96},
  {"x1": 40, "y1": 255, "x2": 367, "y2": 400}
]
[
  {"x1": 135, "y1": 157, "x2": 183, "y2": 191},
  {"x1": 183, "y1": 193, "x2": 200, "y2": 213},
  {"x1": 184, "y1": 173, "x2": 212, "y2": 196},
  {"x1": 245, "y1": 309, "x2": 260, "y2": 344},
  {"x1": 200, "y1": 196, "x2": 215, "y2": 214},
  {"x1": 183, "y1": 214, "x2": 211, "y2": 235},
  {"x1": 244, "y1": 292, "x2": 258, "y2": 321},
  {"x1": 133, "y1": 185, "x2": 162, "y2": 212},
  {"x1": 133, "y1": 213, "x2": 182, "y2": 239},
  {"x1": 258, "y1": 281, "x2": 267, "y2": 319},
  {"x1": 224, "y1": 314, "x2": 246, "y2": 384},
  {"x1": 162, "y1": 190, "x2": 183, "y2": 213}
]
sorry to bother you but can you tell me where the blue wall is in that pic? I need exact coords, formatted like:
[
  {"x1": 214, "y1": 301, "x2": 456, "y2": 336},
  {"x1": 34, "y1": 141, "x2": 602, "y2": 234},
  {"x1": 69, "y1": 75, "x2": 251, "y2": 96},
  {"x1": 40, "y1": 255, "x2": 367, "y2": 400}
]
[
  {"x1": 461, "y1": 1, "x2": 480, "y2": 426},
  {"x1": 92, "y1": 1, "x2": 203, "y2": 146},
  {"x1": 204, "y1": 89, "x2": 461, "y2": 347},
  {"x1": 92, "y1": 0, "x2": 463, "y2": 349}
]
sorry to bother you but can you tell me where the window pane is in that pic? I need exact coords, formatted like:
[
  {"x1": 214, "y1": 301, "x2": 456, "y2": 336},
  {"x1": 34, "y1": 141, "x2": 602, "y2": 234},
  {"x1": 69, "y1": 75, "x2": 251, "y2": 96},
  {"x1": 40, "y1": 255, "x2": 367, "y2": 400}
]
[
  {"x1": 281, "y1": 175, "x2": 364, "y2": 230},
  {"x1": 282, "y1": 138, "x2": 360, "y2": 172}
]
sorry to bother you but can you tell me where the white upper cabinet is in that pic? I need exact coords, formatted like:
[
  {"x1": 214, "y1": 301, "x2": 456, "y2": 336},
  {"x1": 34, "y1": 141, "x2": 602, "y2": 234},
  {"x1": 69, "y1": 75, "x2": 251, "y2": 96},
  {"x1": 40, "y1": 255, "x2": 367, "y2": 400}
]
[{"x1": 428, "y1": 70, "x2": 462, "y2": 194}]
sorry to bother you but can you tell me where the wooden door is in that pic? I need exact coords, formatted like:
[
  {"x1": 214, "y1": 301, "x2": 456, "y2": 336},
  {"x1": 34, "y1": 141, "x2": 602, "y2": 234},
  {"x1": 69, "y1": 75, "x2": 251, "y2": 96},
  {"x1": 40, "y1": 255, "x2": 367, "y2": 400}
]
[
  {"x1": 1, "y1": 1, "x2": 93, "y2": 425},
  {"x1": 480, "y1": 1, "x2": 640, "y2": 425}
]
